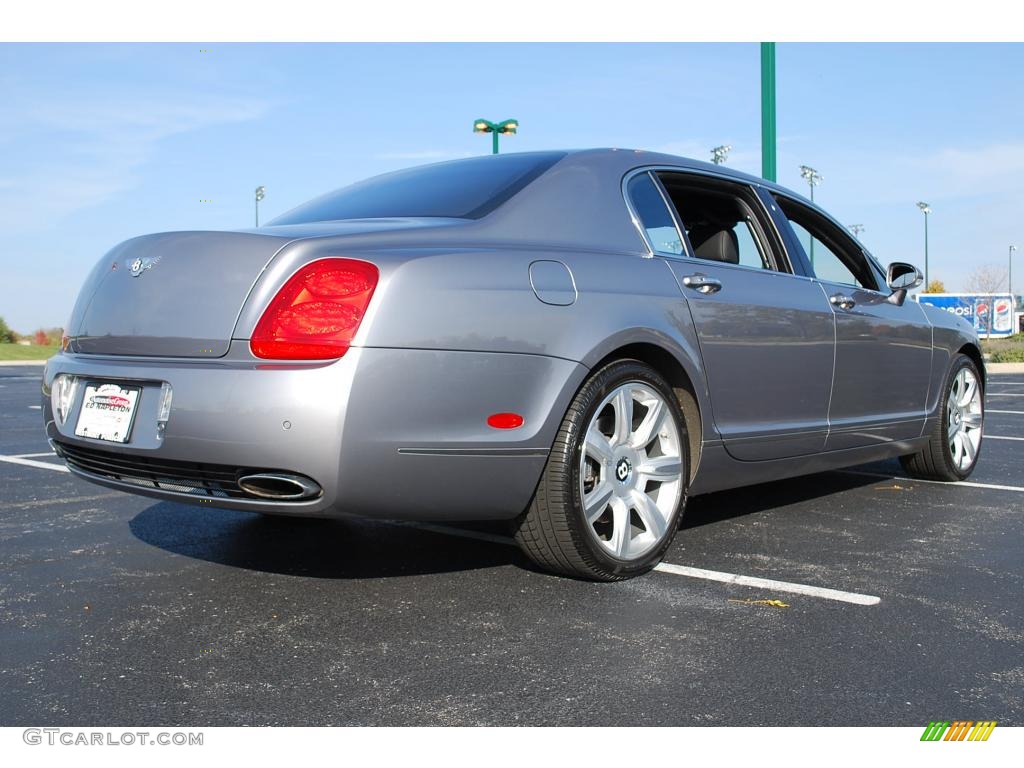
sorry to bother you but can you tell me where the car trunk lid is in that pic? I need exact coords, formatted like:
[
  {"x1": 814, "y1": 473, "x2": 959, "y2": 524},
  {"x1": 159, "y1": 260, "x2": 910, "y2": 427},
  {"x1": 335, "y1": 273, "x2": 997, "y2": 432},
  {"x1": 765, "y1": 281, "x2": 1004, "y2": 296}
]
[{"x1": 72, "y1": 231, "x2": 293, "y2": 358}]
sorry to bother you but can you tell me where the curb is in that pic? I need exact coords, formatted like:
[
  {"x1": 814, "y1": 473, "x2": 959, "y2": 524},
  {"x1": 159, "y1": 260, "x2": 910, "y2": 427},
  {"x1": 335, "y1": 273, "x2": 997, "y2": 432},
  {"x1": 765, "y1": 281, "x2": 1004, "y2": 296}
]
[
  {"x1": 986, "y1": 362, "x2": 1024, "y2": 374},
  {"x1": 0, "y1": 360, "x2": 48, "y2": 367}
]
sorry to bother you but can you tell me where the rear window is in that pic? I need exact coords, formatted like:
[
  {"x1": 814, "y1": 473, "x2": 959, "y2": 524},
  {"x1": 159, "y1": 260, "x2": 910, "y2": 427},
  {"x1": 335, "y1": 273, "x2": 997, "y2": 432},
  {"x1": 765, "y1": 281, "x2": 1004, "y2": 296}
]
[{"x1": 270, "y1": 151, "x2": 567, "y2": 225}]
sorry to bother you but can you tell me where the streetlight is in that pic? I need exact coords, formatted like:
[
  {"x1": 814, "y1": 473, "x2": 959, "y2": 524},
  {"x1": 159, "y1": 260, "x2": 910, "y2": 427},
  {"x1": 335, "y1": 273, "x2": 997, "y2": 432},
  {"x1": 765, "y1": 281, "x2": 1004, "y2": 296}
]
[
  {"x1": 799, "y1": 165, "x2": 823, "y2": 263},
  {"x1": 799, "y1": 165, "x2": 823, "y2": 202},
  {"x1": 711, "y1": 144, "x2": 732, "y2": 165},
  {"x1": 473, "y1": 118, "x2": 519, "y2": 155},
  {"x1": 917, "y1": 202, "x2": 932, "y2": 289},
  {"x1": 255, "y1": 186, "x2": 266, "y2": 227},
  {"x1": 848, "y1": 224, "x2": 865, "y2": 238},
  {"x1": 1010, "y1": 245, "x2": 1017, "y2": 300}
]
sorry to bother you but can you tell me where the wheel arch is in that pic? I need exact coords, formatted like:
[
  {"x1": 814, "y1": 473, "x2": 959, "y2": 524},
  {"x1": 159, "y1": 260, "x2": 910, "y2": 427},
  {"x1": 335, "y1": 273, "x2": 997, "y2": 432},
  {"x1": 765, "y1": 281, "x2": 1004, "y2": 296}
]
[{"x1": 957, "y1": 342, "x2": 986, "y2": 388}]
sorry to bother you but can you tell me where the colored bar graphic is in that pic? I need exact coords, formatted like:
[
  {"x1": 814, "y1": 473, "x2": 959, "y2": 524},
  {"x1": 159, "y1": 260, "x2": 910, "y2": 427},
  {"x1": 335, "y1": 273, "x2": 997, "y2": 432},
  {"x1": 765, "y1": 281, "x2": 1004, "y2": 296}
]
[
  {"x1": 921, "y1": 721, "x2": 949, "y2": 741},
  {"x1": 921, "y1": 720, "x2": 996, "y2": 742}
]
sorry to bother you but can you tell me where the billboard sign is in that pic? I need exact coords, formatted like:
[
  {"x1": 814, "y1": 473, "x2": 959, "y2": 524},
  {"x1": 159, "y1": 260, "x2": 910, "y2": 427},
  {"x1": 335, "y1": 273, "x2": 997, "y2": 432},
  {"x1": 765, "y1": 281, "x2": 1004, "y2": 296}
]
[{"x1": 917, "y1": 293, "x2": 1015, "y2": 338}]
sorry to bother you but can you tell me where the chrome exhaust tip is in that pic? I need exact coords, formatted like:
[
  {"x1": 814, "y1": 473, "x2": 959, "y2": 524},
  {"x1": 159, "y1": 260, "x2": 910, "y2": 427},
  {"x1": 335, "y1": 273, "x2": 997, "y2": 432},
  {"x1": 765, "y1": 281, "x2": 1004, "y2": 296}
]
[{"x1": 237, "y1": 473, "x2": 322, "y2": 501}]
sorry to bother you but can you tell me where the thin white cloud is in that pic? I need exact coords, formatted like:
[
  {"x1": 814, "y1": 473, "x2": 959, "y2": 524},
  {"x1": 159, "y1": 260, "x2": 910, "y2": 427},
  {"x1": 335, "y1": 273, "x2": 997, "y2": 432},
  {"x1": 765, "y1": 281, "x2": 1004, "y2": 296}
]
[
  {"x1": 780, "y1": 140, "x2": 1024, "y2": 208},
  {"x1": 0, "y1": 89, "x2": 270, "y2": 232}
]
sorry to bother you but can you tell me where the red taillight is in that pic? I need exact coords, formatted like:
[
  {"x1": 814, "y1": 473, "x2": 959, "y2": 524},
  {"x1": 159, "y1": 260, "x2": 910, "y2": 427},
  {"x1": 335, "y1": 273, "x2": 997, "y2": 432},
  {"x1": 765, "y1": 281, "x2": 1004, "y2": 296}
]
[{"x1": 250, "y1": 258, "x2": 379, "y2": 360}]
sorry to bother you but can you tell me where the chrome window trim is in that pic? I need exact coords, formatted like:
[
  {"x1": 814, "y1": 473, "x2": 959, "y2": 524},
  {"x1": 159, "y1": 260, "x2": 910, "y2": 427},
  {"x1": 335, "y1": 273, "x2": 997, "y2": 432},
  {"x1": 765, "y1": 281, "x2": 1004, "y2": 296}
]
[
  {"x1": 621, "y1": 170, "x2": 668, "y2": 259},
  {"x1": 622, "y1": 165, "x2": 804, "y2": 279}
]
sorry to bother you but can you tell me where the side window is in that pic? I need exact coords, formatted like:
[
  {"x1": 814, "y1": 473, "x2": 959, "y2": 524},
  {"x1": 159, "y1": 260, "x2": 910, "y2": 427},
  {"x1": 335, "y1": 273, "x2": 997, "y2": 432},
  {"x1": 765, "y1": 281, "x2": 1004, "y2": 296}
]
[
  {"x1": 732, "y1": 221, "x2": 770, "y2": 270},
  {"x1": 626, "y1": 172, "x2": 683, "y2": 255},
  {"x1": 774, "y1": 196, "x2": 878, "y2": 290},
  {"x1": 656, "y1": 172, "x2": 784, "y2": 272}
]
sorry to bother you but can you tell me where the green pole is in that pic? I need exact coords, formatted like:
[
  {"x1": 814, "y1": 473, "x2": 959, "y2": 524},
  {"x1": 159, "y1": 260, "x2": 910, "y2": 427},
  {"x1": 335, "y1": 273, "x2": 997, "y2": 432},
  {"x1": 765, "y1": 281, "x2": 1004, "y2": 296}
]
[
  {"x1": 492, "y1": 130, "x2": 499, "y2": 155},
  {"x1": 760, "y1": 42, "x2": 777, "y2": 182}
]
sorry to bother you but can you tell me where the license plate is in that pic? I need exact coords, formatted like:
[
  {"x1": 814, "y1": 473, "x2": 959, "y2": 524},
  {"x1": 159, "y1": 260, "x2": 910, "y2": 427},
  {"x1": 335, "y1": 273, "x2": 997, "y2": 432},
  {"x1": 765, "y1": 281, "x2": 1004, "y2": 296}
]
[{"x1": 74, "y1": 382, "x2": 142, "y2": 443}]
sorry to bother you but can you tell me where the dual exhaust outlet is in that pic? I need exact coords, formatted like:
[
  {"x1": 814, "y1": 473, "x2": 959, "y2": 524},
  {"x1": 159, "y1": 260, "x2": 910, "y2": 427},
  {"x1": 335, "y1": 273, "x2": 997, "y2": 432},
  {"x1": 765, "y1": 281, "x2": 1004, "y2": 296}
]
[{"x1": 237, "y1": 472, "x2": 322, "y2": 501}]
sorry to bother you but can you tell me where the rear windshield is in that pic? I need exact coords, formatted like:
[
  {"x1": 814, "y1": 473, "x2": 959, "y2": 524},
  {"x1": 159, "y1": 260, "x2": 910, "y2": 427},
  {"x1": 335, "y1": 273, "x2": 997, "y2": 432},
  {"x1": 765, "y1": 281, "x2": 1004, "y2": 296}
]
[{"x1": 270, "y1": 151, "x2": 567, "y2": 225}]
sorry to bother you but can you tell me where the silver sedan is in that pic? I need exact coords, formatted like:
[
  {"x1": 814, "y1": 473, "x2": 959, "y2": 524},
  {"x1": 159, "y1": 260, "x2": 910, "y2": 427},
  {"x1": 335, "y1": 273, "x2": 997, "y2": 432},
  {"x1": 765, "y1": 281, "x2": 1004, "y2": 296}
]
[{"x1": 42, "y1": 149, "x2": 985, "y2": 580}]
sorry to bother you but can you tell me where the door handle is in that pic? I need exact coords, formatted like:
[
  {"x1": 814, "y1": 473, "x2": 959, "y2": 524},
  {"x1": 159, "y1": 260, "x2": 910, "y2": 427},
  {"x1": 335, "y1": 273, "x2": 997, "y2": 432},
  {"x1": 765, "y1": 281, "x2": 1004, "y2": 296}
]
[
  {"x1": 830, "y1": 293, "x2": 856, "y2": 310},
  {"x1": 682, "y1": 274, "x2": 723, "y2": 295}
]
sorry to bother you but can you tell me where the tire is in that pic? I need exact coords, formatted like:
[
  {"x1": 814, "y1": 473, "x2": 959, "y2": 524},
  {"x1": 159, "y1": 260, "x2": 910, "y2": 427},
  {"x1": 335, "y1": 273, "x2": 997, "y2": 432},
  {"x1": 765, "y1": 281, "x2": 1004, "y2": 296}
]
[
  {"x1": 514, "y1": 360, "x2": 689, "y2": 581},
  {"x1": 900, "y1": 353, "x2": 984, "y2": 481}
]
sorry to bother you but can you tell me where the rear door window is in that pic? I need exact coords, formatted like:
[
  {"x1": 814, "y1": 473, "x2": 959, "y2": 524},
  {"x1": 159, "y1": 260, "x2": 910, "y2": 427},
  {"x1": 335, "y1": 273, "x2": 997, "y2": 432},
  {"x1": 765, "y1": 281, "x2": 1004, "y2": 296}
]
[
  {"x1": 625, "y1": 172, "x2": 684, "y2": 255},
  {"x1": 655, "y1": 172, "x2": 789, "y2": 273}
]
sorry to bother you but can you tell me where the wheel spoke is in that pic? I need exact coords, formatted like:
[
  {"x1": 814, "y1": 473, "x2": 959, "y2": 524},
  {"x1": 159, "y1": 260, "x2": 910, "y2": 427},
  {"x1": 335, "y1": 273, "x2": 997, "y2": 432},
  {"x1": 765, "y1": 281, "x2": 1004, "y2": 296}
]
[
  {"x1": 612, "y1": 388, "x2": 633, "y2": 447},
  {"x1": 609, "y1": 497, "x2": 631, "y2": 558},
  {"x1": 962, "y1": 411, "x2": 983, "y2": 429},
  {"x1": 630, "y1": 397, "x2": 665, "y2": 449},
  {"x1": 961, "y1": 430, "x2": 977, "y2": 466},
  {"x1": 583, "y1": 482, "x2": 614, "y2": 523},
  {"x1": 630, "y1": 489, "x2": 666, "y2": 540},
  {"x1": 950, "y1": 433, "x2": 963, "y2": 467},
  {"x1": 636, "y1": 455, "x2": 682, "y2": 482},
  {"x1": 584, "y1": 426, "x2": 613, "y2": 465},
  {"x1": 958, "y1": 374, "x2": 977, "y2": 408}
]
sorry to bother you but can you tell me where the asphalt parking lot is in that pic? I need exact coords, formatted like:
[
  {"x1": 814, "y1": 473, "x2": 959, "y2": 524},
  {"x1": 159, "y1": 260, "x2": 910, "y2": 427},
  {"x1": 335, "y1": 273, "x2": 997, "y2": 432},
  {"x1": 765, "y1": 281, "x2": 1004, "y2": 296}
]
[{"x1": 1, "y1": 364, "x2": 1021, "y2": 726}]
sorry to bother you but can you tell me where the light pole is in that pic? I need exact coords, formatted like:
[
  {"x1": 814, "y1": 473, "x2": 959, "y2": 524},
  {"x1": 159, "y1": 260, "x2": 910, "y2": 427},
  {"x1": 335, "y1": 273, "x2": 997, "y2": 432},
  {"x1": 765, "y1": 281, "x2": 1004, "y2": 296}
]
[
  {"x1": 761, "y1": 42, "x2": 776, "y2": 181},
  {"x1": 255, "y1": 186, "x2": 266, "y2": 227},
  {"x1": 917, "y1": 202, "x2": 931, "y2": 289},
  {"x1": 473, "y1": 118, "x2": 518, "y2": 154},
  {"x1": 848, "y1": 224, "x2": 865, "y2": 238},
  {"x1": 711, "y1": 144, "x2": 732, "y2": 165},
  {"x1": 1010, "y1": 245, "x2": 1017, "y2": 300},
  {"x1": 799, "y1": 165, "x2": 823, "y2": 264}
]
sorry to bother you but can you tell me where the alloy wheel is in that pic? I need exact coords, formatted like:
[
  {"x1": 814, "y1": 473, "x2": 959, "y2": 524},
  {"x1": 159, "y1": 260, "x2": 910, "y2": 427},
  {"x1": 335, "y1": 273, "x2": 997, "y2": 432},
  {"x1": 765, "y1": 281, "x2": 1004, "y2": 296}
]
[
  {"x1": 579, "y1": 382, "x2": 684, "y2": 560},
  {"x1": 947, "y1": 366, "x2": 983, "y2": 472}
]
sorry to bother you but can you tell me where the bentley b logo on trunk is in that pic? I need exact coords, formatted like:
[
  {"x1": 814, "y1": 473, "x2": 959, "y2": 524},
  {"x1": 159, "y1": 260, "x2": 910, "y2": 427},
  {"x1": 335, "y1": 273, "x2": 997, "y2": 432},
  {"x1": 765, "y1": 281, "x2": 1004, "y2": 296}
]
[{"x1": 129, "y1": 255, "x2": 161, "y2": 277}]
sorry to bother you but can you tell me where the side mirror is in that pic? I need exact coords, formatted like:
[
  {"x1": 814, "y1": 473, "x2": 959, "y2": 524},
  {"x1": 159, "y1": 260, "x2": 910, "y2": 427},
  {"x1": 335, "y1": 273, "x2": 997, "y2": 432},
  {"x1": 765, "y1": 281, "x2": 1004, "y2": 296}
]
[{"x1": 885, "y1": 262, "x2": 923, "y2": 306}]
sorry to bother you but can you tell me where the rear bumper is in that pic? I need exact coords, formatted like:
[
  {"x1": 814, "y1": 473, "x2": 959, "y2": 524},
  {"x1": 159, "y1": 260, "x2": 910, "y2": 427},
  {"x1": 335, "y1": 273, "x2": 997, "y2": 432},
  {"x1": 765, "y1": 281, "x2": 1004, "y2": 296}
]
[{"x1": 42, "y1": 345, "x2": 586, "y2": 520}]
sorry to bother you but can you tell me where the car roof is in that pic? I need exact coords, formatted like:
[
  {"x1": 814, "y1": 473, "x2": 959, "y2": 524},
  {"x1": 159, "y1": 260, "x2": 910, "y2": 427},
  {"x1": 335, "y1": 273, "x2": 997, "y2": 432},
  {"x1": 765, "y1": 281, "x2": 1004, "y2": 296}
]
[{"x1": 554, "y1": 147, "x2": 795, "y2": 196}]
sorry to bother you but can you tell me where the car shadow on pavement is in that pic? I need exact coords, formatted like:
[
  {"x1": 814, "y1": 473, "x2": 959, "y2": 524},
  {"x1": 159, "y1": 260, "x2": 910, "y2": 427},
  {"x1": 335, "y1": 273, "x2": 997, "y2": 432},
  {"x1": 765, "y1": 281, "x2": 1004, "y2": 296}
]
[
  {"x1": 680, "y1": 469, "x2": 885, "y2": 530},
  {"x1": 129, "y1": 502, "x2": 521, "y2": 579},
  {"x1": 130, "y1": 468, "x2": 887, "y2": 578}
]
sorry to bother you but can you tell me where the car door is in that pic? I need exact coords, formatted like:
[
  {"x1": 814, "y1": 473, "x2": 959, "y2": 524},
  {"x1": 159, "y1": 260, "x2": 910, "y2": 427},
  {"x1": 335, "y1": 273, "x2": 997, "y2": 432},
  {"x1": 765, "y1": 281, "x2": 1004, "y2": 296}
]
[
  {"x1": 769, "y1": 193, "x2": 933, "y2": 450},
  {"x1": 627, "y1": 169, "x2": 835, "y2": 461}
]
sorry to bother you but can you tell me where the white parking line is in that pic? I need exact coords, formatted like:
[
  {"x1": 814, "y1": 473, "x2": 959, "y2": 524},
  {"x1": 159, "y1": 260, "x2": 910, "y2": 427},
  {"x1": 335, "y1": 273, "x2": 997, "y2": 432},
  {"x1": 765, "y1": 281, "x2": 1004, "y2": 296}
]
[
  {"x1": 12, "y1": 451, "x2": 58, "y2": 458},
  {"x1": 652, "y1": 562, "x2": 881, "y2": 605},
  {"x1": 841, "y1": 469, "x2": 1024, "y2": 493},
  {"x1": 0, "y1": 454, "x2": 69, "y2": 473},
  {"x1": 394, "y1": 521, "x2": 880, "y2": 605},
  {"x1": 987, "y1": 435, "x2": 1024, "y2": 442},
  {"x1": 987, "y1": 393, "x2": 1023, "y2": 398},
  {"x1": 28, "y1": 405, "x2": 41, "y2": 410},
  {"x1": 989, "y1": 409, "x2": 1024, "y2": 415}
]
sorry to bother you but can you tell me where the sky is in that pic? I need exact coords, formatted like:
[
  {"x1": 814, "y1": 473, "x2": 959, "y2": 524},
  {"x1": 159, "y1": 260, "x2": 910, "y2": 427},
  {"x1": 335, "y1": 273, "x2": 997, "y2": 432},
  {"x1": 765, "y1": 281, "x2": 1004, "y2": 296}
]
[{"x1": 0, "y1": 42, "x2": 1022, "y2": 332}]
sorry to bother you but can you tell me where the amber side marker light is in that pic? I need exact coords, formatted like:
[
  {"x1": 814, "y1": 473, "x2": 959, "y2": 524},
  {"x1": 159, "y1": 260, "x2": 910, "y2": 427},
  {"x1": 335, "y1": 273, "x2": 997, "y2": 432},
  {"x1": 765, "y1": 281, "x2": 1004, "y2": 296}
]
[{"x1": 487, "y1": 413, "x2": 524, "y2": 429}]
